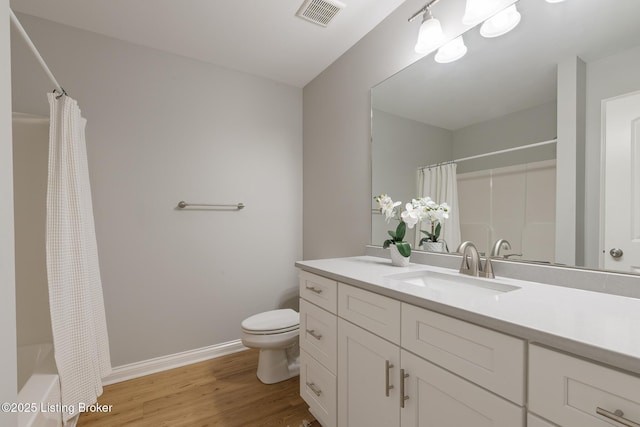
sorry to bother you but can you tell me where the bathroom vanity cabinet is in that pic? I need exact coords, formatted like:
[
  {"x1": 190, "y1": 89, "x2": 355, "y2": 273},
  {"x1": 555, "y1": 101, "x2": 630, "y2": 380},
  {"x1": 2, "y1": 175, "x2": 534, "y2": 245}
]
[
  {"x1": 338, "y1": 281, "x2": 525, "y2": 426},
  {"x1": 302, "y1": 271, "x2": 525, "y2": 427},
  {"x1": 297, "y1": 258, "x2": 640, "y2": 427}
]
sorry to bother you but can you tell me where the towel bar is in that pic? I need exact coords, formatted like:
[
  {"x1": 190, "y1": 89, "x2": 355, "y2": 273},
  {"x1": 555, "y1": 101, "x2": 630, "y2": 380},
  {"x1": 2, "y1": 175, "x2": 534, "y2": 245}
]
[{"x1": 177, "y1": 201, "x2": 245, "y2": 210}]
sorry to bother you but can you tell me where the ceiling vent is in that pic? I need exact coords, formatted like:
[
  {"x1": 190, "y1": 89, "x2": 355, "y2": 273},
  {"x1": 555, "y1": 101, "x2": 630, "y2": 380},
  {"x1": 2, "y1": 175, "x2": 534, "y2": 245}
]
[{"x1": 296, "y1": 0, "x2": 347, "y2": 27}]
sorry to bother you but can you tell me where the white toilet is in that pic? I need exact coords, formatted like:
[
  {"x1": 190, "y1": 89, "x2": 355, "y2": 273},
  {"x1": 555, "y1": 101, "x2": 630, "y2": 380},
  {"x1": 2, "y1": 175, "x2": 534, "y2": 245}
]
[{"x1": 241, "y1": 308, "x2": 300, "y2": 384}]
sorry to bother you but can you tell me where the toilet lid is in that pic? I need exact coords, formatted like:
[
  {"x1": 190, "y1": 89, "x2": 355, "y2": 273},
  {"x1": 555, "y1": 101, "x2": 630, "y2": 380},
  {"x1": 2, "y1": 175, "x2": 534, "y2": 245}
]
[{"x1": 241, "y1": 309, "x2": 299, "y2": 333}]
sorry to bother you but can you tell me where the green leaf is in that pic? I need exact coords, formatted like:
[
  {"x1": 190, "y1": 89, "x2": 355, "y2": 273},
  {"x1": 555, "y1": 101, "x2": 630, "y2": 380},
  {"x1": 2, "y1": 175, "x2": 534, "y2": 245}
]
[
  {"x1": 382, "y1": 240, "x2": 391, "y2": 249},
  {"x1": 387, "y1": 230, "x2": 396, "y2": 239},
  {"x1": 396, "y1": 221, "x2": 406, "y2": 241},
  {"x1": 420, "y1": 230, "x2": 434, "y2": 242},
  {"x1": 434, "y1": 223, "x2": 441, "y2": 239},
  {"x1": 396, "y1": 241, "x2": 411, "y2": 257}
]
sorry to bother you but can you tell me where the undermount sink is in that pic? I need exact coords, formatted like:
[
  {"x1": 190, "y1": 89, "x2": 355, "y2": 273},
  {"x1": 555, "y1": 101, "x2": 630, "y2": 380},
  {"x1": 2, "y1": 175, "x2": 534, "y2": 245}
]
[{"x1": 384, "y1": 270, "x2": 521, "y2": 299}]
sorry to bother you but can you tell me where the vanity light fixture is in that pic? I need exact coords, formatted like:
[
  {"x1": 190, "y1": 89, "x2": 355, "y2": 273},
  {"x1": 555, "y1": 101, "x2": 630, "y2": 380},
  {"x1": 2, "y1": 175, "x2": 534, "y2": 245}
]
[
  {"x1": 545, "y1": 0, "x2": 566, "y2": 3},
  {"x1": 435, "y1": 36, "x2": 468, "y2": 63},
  {"x1": 409, "y1": 0, "x2": 445, "y2": 55},
  {"x1": 462, "y1": 0, "x2": 504, "y2": 26},
  {"x1": 479, "y1": 4, "x2": 521, "y2": 38}
]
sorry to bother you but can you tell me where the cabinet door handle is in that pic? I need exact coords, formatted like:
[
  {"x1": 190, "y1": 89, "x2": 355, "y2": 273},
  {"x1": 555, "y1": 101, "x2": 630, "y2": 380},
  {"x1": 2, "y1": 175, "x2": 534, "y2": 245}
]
[
  {"x1": 305, "y1": 285, "x2": 323, "y2": 294},
  {"x1": 385, "y1": 360, "x2": 394, "y2": 397},
  {"x1": 306, "y1": 329, "x2": 323, "y2": 340},
  {"x1": 400, "y1": 369, "x2": 409, "y2": 408},
  {"x1": 306, "y1": 382, "x2": 322, "y2": 397},
  {"x1": 597, "y1": 407, "x2": 640, "y2": 427}
]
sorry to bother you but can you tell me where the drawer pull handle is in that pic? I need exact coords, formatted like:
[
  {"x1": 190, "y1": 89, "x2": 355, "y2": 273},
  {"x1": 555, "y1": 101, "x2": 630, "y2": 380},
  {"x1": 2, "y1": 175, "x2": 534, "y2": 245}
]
[
  {"x1": 306, "y1": 329, "x2": 323, "y2": 340},
  {"x1": 597, "y1": 407, "x2": 640, "y2": 427},
  {"x1": 400, "y1": 369, "x2": 409, "y2": 408},
  {"x1": 305, "y1": 285, "x2": 323, "y2": 294},
  {"x1": 306, "y1": 382, "x2": 322, "y2": 397},
  {"x1": 385, "y1": 360, "x2": 394, "y2": 397}
]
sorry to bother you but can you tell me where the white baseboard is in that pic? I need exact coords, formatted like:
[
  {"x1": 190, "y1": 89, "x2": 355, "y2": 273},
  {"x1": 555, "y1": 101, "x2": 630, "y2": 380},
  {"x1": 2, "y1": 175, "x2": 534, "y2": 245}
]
[{"x1": 102, "y1": 339, "x2": 247, "y2": 386}]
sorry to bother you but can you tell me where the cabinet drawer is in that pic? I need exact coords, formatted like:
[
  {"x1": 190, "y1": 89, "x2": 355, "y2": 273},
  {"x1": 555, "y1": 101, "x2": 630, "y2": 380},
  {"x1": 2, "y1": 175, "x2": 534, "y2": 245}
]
[
  {"x1": 338, "y1": 284, "x2": 401, "y2": 344},
  {"x1": 401, "y1": 303, "x2": 525, "y2": 404},
  {"x1": 300, "y1": 298, "x2": 337, "y2": 373},
  {"x1": 300, "y1": 349, "x2": 336, "y2": 427},
  {"x1": 527, "y1": 414, "x2": 558, "y2": 427},
  {"x1": 529, "y1": 345, "x2": 640, "y2": 427},
  {"x1": 299, "y1": 271, "x2": 337, "y2": 314}
]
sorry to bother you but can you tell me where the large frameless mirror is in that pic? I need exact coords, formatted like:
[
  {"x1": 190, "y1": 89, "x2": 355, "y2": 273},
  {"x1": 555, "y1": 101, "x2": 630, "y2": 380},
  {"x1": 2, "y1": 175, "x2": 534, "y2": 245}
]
[{"x1": 371, "y1": 0, "x2": 640, "y2": 275}]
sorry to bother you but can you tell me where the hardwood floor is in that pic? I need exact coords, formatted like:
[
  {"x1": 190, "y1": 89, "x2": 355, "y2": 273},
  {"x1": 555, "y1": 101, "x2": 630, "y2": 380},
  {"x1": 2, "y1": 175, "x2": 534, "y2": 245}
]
[{"x1": 79, "y1": 349, "x2": 317, "y2": 427}]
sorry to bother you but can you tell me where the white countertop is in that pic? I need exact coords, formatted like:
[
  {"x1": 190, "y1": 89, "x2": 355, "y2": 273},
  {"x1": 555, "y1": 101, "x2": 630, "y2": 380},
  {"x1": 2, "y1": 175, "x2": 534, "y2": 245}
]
[{"x1": 296, "y1": 256, "x2": 640, "y2": 375}]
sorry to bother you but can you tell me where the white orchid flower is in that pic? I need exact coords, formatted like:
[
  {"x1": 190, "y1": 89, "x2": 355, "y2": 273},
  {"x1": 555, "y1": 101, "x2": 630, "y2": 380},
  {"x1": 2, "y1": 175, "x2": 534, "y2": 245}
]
[
  {"x1": 413, "y1": 197, "x2": 452, "y2": 225},
  {"x1": 440, "y1": 203, "x2": 450, "y2": 219},
  {"x1": 375, "y1": 194, "x2": 401, "y2": 222},
  {"x1": 401, "y1": 203, "x2": 420, "y2": 229}
]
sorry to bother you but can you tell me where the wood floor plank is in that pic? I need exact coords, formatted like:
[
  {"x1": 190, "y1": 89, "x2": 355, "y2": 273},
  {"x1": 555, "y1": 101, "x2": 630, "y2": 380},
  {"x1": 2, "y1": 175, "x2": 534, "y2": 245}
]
[{"x1": 78, "y1": 349, "x2": 317, "y2": 427}]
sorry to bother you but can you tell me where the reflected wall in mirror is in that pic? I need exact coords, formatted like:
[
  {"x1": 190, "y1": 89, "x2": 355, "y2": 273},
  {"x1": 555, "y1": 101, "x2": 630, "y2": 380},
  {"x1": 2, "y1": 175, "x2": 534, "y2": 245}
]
[{"x1": 371, "y1": 0, "x2": 640, "y2": 275}]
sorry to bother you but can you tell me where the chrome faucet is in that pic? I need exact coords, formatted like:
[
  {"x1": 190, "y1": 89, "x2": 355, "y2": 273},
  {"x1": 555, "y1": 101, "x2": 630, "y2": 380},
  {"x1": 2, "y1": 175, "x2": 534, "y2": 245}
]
[
  {"x1": 455, "y1": 241, "x2": 474, "y2": 255},
  {"x1": 457, "y1": 241, "x2": 495, "y2": 278},
  {"x1": 458, "y1": 242, "x2": 481, "y2": 276},
  {"x1": 490, "y1": 239, "x2": 511, "y2": 257}
]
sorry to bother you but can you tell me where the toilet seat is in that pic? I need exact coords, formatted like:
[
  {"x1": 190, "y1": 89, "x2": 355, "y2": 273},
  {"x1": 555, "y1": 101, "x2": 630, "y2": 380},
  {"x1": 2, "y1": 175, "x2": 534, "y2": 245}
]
[
  {"x1": 242, "y1": 324, "x2": 299, "y2": 335},
  {"x1": 241, "y1": 309, "x2": 299, "y2": 335}
]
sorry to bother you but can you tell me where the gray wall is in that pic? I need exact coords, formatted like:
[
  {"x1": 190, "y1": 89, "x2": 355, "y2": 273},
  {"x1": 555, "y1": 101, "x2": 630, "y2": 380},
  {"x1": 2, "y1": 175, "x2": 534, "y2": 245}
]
[
  {"x1": 12, "y1": 114, "x2": 52, "y2": 348},
  {"x1": 1, "y1": 1, "x2": 18, "y2": 425},
  {"x1": 371, "y1": 109, "x2": 452, "y2": 245},
  {"x1": 452, "y1": 101, "x2": 557, "y2": 174},
  {"x1": 11, "y1": 14, "x2": 303, "y2": 366},
  {"x1": 303, "y1": 0, "x2": 515, "y2": 260},
  {"x1": 584, "y1": 45, "x2": 640, "y2": 268}
]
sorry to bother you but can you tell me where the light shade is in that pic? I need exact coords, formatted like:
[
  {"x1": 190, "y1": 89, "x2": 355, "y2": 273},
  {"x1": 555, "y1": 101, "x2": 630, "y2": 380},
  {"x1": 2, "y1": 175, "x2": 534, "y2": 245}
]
[
  {"x1": 414, "y1": 13, "x2": 445, "y2": 54},
  {"x1": 435, "y1": 36, "x2": 468, "y2": 63},
  {"x1": 462, "y1": 0, "x2": 504, "y2": 26},
  {"x1": 480, "y1": 4, "x2": 521, "y2": 38},
  {"x1": 546, "y1": 0, "x2": 566, "y2": 2}
]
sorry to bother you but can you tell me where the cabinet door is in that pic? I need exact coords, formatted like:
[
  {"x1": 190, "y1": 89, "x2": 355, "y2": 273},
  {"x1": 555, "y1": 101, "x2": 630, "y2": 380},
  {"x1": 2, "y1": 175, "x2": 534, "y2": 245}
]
[
  {"x1": 400, "y1": 350, "x2": 524, "y2": 427},
  {"x1": 338, "y1": 319, "x2": 400, "y2": 427}
]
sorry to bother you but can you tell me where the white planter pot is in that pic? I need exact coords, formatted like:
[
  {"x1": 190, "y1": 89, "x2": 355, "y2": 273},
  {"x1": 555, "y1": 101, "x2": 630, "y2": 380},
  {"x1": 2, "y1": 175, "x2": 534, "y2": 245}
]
[
  {"x1": 422, "y1": 241, "x2": 445, "y2": 253},
  {"x1": 389, "y1": 244, "x2": 410, "y2": 267}
]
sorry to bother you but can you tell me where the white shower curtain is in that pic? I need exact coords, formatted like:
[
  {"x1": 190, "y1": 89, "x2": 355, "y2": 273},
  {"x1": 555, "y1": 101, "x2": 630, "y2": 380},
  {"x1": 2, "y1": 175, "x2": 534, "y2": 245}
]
[
  {"x1": 46, "y1": 93, "x2": 111, "y2": 424},
  {"x1": 416, "y1": 163, "x2": 462, "y2": 251}
]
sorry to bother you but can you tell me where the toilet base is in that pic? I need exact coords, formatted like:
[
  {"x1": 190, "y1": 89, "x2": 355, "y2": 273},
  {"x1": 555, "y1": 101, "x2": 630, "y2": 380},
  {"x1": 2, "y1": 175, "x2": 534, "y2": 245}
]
[{"x1": 256, "y1": 343, "x2": 300, "y2": 384}]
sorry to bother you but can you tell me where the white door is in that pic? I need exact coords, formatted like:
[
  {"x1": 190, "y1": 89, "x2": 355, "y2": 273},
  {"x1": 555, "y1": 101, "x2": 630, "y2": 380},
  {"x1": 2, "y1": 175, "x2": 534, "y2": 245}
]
[
  {"x1": 337, "y1": 319, "x2": 400, "y2": 427},
  {"x1": 400, "y1": 350, "x2": 524, "y2": 427},
  {"x1": 603, "y1": 90, "x2": 640, "y2": 272}
]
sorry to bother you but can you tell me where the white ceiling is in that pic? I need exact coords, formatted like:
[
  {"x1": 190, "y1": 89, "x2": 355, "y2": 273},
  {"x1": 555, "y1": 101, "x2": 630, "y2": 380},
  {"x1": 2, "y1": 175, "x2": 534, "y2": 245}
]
[{"x1": 10, "y1": 0, "x2": 406, "y2": 87}]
